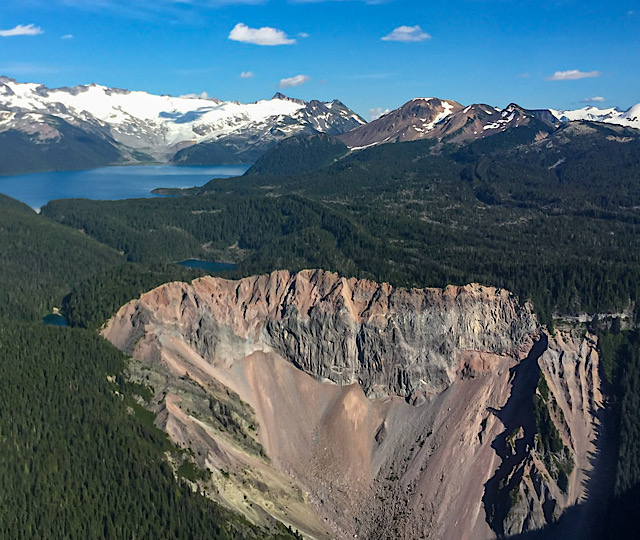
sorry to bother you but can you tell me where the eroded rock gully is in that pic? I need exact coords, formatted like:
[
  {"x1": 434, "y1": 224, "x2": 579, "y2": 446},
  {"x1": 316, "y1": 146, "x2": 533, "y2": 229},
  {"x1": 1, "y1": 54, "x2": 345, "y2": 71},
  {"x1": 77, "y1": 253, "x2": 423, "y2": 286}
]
[{"x1": 102, "y1": 269, "x2": 605, "y2": 539}]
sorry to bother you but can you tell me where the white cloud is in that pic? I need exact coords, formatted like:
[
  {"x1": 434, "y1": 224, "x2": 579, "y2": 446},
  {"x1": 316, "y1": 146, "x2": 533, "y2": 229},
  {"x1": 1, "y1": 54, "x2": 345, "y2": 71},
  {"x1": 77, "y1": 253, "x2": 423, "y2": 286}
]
[
  {"x1": 240, "y1": 71, "x2": 254, "y2": 79},
  {"x1": 0, "y1": 24, "x2": 44, "y2": 37},
  {"x1": 179, "y1": 91, "x2": 210, "y2": 99},
  {"x1": 298, "y1": 32, "x2": 310, "y2": 38},
  {"x1": 229, "y1": 23, "x2": 295, "y2": 46},
  {"x1": 382, "y1": 25, "x2": 430, "y2": 42},
  {"x1": 546, "y1": 69, "x2": 601, "y2": 81},
  {"x1": 369, "y1": 107, "x2": 390, "y2": 121},
  {"x1": 278, "y1": 74, "x2": 310, "y2": 88},
  {"x1": 582, "y1": 96, "x2": 605, "y2": 103},
  {"x1": 0, "y1": 63, "x2": 60, "y2": 74},
  {"x1": 61, "y1": 34, "x2": 74, "y2": 39}
]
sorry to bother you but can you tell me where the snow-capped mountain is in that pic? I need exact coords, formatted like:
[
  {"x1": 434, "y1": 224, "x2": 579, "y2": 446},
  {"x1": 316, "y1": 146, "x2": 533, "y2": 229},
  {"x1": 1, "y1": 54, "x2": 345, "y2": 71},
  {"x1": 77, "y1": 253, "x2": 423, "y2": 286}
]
[
  {"x1": 338, "y1": 98, "x2": 554, "y2": 149},
  {"x1": 548, "y1": 104, "x2": 640, "y2": 129},
  {"x1": 338, "y1": 98, "x2": 463, "y2": 149},
  {"x1": 0, "y1": 77, "x2": 365, "y2": 173}
]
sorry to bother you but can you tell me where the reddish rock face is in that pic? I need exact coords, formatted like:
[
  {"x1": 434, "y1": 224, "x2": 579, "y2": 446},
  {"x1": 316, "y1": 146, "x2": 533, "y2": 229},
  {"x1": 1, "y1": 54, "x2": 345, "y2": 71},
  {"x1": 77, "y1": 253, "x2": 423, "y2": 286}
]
[
  {"x1": 338, "y1": 98, "x2": 464, "y2": 148},
  {"x1": 337, "y1": 98, "x2": 550, "y2": 150},
  {"x1": 104, "y1": 269, "x2": 538, "y2": 400},
  {"x1": 102, "y1": 270, "x2": 601, "y2": 540}
]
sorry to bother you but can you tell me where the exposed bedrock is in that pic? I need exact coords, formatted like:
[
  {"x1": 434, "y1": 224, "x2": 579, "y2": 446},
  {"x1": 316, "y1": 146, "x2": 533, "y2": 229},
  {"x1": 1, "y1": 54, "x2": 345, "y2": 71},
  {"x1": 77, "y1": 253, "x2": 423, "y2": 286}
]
[
  {"x1": 106, "y1": 269, "x2": 538, "y2": 400},
  {"x1": 103, "y1": 270, "x2": 603, "y2": 539}
]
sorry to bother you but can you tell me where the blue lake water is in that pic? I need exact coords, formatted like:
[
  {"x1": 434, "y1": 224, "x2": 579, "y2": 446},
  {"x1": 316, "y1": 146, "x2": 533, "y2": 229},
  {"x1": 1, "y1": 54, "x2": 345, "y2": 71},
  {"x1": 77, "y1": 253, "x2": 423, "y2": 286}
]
[
  {"x1": 177, "y1": 259, "x2": 238, "y2": 272},
  {"x1": 42, "y1": 313, "x2": 68, "y2": 327},
  {"x1": 0, "y1": 164, "x2": 250, "y2": 210}
]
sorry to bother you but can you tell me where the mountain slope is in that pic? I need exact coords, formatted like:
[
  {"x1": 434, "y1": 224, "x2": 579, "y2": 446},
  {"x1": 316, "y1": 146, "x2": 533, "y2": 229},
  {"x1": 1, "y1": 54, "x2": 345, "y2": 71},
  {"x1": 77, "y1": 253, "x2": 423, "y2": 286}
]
[
  {"x1": 0, "y1": 77, "x2": 365, "y2": 172},
  {"x1": 0, "y1": 193, "x2": 123, "y2": 320},
  {"x1": 102, "y1": 270, "x2": 604, "y2": 539},
  {"x1": 338, "y1": 98, "x2": 556, "y2": 150},
  {"x1": 0, "y1": 321, "x2": 298, "y2": 540},
  {"x1": 245, "y1": 133, "x2": 348, "y2": 176},
  {"x1": 0, "y1": 112, "x2": 128, "y2": 175},
  {"x1": 338, "y1": 97, "x2": 463, "y2": 148}
]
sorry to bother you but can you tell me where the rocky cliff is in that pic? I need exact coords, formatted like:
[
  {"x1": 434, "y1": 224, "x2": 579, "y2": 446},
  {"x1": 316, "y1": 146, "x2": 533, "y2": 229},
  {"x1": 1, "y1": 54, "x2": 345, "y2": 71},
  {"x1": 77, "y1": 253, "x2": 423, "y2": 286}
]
[
  {"x1": 105, "y1": 269, "x2": 537, "y2": 399},
  {"x1": 103, "y1": 270, "x2": 603, "y2": 539}
]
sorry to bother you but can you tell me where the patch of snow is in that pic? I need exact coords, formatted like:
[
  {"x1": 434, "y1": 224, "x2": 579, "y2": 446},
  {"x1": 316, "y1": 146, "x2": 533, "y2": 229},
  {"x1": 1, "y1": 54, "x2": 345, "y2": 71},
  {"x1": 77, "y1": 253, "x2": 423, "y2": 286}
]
[{"x1": 550, "y1": 103, "x2": 640, "y2": 129}]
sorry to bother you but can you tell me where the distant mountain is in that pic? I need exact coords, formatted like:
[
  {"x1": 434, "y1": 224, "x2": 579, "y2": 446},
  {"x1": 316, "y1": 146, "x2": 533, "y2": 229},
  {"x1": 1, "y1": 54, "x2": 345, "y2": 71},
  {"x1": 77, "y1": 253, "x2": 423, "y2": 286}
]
[
  {"x1": 171, "y1": 98, "x2": 361, "y2": 165},
  {"x1": 338, "y1": 97, "x2": 464, "y2": 148},
  {"x1": 0, "y1": 112, "x2": 126, "y2": 175},
  {"x1": 0, "y1": 77, "x2": 365, "y2": 174},
  {"x1": 548, "y1": 103, "x2": 640, "y2": 129},
  {"x1": 338, "y1": 98, "x2": 557, "y2": 150},
  {"x1": 2, "y1": 76, "x2": 637, "y2": 176}
]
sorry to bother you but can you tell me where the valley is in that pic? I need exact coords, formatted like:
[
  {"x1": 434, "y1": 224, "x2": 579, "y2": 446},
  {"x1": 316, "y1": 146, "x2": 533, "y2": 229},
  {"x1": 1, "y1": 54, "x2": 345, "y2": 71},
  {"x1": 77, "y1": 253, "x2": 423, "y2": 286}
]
[{"x1": 1, "y1": 81, "x2": 639, "y2": 539}]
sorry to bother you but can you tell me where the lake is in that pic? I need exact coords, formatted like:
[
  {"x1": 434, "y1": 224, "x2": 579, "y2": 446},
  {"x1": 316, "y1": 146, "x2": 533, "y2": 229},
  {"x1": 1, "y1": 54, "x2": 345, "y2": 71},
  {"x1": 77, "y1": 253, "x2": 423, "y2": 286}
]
[
  {"x1": 177, "y1": 259, "x2": 238, "y2": 272},
  {"x1": 42, "y1": 313, "x2": 68, "y2": 327},
  {"x1": 0, "y1": 164, "x2": 250, "y2": 210}
]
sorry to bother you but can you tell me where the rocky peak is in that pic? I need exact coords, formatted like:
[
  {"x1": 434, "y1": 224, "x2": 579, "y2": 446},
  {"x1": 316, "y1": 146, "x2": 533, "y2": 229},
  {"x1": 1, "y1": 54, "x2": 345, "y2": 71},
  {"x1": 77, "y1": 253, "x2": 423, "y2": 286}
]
[
  {"x1": 338, "y1": 97, "x2": 463, "y2": 148},
  {"x1": 271, "y1": 92, "x2": 307, "y2": 106}
]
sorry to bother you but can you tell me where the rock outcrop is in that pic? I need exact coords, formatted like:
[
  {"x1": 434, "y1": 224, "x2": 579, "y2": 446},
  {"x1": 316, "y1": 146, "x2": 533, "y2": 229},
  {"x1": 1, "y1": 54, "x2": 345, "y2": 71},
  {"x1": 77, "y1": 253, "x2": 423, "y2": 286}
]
[
  {"x1": 102, "y1": 270, "x2": 603, "y2": 539},
  {"x1": 105, "y1": 269, "x2": 537, "y2": 400}
]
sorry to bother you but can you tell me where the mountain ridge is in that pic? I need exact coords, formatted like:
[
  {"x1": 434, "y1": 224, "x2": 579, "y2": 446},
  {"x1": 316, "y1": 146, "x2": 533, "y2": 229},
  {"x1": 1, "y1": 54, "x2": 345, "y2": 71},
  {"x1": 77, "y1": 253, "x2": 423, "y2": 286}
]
[
  {"x1": 0, "y1": 75, "x2": 638, "y2": 175},
  {"x1": 338, "y1": 98, "x2": 640, "y2": 151},
  {"x1": 0, "y1": 76, "x2": 365, "y2": 174}
]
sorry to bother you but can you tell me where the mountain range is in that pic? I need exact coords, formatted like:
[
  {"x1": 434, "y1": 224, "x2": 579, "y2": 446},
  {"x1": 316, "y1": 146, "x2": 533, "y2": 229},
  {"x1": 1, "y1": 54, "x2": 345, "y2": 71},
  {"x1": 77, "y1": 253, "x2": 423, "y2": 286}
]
[
  {"x1": 0, "y1": 77, "x2": 364, "y2": 174},
  {"x1": 0, "y1": 76, "x2": 638, "y2": 176},
  {"x1": 338, "y1": 97, "x2": 640, "y2": 150}
]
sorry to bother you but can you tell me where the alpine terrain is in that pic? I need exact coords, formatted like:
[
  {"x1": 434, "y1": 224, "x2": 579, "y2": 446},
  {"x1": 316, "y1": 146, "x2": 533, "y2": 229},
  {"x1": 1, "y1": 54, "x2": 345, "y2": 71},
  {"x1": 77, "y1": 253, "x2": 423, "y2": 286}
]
[
  {"x1": 1, "y1": 77, "x2": 639, "y2": 540},
  {"x1": 0, "y1": 77, "x2": 365, "y2": 174}
]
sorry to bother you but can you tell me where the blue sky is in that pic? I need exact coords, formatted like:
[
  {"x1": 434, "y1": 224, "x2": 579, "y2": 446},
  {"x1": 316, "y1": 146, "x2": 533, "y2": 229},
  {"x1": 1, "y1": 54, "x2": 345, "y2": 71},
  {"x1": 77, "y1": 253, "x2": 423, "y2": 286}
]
[{"x1": 0, "y1": 0, "x2": 638, "y2": 119}]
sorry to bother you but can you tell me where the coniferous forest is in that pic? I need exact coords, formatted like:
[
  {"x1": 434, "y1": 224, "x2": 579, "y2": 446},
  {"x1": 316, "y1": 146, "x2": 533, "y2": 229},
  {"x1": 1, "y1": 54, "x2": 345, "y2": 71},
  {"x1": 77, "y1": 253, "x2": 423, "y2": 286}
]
[
  {"x1": 0, "y1": 323, "x2": 295, "y2": 539},
  {"x1": 1, "y1": 120, "x2": 640, "y2": 537},
  {"x1": 0, "y1": 196, "x2": 301, "y2": 539}
]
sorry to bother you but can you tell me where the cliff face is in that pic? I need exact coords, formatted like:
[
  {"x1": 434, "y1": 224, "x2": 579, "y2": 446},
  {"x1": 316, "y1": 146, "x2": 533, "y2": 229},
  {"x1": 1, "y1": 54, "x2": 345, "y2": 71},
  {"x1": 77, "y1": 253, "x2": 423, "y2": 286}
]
[
  {"x1": 102, "y1": 270, "x2": 603, "y2": 539},
  {"x1": 106, "y1": 269, "x2": 537, "y2": 400}
]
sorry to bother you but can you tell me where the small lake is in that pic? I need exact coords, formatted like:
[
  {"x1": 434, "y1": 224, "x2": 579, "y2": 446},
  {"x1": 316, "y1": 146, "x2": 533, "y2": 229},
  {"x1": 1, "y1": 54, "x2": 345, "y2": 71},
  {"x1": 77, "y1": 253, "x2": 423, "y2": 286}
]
[
  {"x1": 177, "y1": 259, "x2": 237, "y2": 272},
  {"x1": 0, "y1": 164, "x2": 250, "y2": 210},
  {"x1": 42, "y1": 313, "x2": 68, "y2": 327}
]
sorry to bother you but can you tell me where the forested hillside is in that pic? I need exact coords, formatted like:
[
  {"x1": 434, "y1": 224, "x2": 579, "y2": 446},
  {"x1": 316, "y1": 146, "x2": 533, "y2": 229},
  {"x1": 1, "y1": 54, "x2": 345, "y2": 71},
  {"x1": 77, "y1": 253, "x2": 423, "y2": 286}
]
[
  {"x1": 245, "y1": 133, "x2": 348, "y2": 177},
  {"x1": 597, "y1": 327, "x2": 640, "y2": 538},
  {"x1": 0, "y1": 194, "x2": 122, "y2": 320},
  {"x1": 0, "y1": 194, "x2": 299, "y2": 539},
  {"x1": 3, "y1": 116, "x2": 640, "y2": 538},
  {"x1": 0, "y1": 117, "x2": 125, "y2": 176},
  {"x1": 0, "y1": 323, "x2": 298, "y2": 539},
  {"x1": 42, "y1": 123, "x2": 640, "y2": 329}
]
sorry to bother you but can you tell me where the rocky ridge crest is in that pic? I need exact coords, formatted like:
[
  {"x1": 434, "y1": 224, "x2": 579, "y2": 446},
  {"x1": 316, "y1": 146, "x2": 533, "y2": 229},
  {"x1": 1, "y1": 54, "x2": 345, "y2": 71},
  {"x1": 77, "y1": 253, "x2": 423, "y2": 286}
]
[{"x1": 106, "y1": 269, "x2": 537, "y2": 400}]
